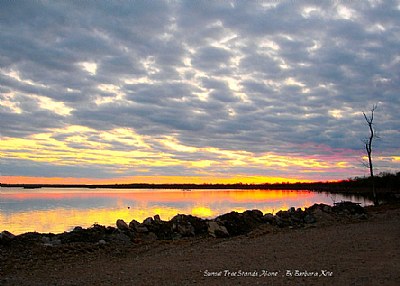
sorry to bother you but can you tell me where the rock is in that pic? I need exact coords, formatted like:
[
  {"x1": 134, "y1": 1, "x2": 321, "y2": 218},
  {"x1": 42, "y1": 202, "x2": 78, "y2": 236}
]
[
  {"x1": 306, "y1": 204, "x2": 335, "y2": 226},
  {"x1": 243, "y1": 210, "x2": 264, "y2": 222},
  {"x1": 207, "y1": 221, "x2": 229, "y2": 238},
  {"x1": 111, "y1": 232, "x2": 131, "y2": 243},
  {"x1": 307, "y1": 203, "x2": 331, "y2": 213},
  {"x1": 0, "y1": 231, "x2": 15, "y2": 244},
  {"x1": 129, "y1": 219, "x2": 140, "y2": 230},
  {"x1": 333, "y1": 201, "x2": 365, "y2": 215},
  {"x1": 146, "y1": 221, "x2": 174, "y2": 240},
  {"x1": 216, "y1": 211, "x2": 262, "y2": 236},
  {"x1": 59, "y1": 224, "x2": 108, "y2": 244},
  {"x1": 171, "y1": 214, "x2": 208, "y2": 236},
  {"x1": 42, "y1": 236, "x2": 61, "y2": 246},
  {"x1": 136, "y1": 225, "x2": 149, "y2": 233},
  {"x1": 274, "y1": 210, "x2": 294, "y2": 227},
  {"x1": 116, "y1": 219, "x2": 129, "y2": 231},
  {"x1": 143, "y1": 217, "x2": 154, "y2": 225},
  {"x1": 143, "y1": 232, "x2": 158, "y2": 241},
  {"x1": 304, "y1": 214, "x2": 316, "y2": 224},
  {"x1": 262, "y1": 213, "x2": 275, "y2": 224},
  {"x1": 289, "y1": 215, "x2": 303, "y2": 225},
  {"x1": 276, "y1": 210, "x2": 290, "y2": 219},
  {"x1": 170, "y1": 214, "x2": 185, "y2": 223},
  {"x1": 274, "y1": 216, "x2": 285, "y2": 228},
  {"x1": 274, "y1": 207, "x2": 306, "y2": 228},
  {"x1": 174, "y1": 223, "x2": 195, "y2": 237},
  {"x1": 288, "y1": 208, "x2": 306, "y2": 226},
  {"x1": 154, "y1": 214, "x2": 161, "y2": 222},
  {"x1": 98, "y1": 239, "x2": 106, "y2": 245},
  {"x1": 0, "y1": 230, "x2": 15, "y2": 239}
]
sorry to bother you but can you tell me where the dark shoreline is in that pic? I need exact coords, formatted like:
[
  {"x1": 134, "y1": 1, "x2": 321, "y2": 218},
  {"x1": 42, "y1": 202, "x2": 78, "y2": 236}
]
[
  {"x1": 1, "y1": 172, "x2": 399, "y2": 192},
  {"x1": 2, "y1": 175, "x2": 399, "y2": 202}
]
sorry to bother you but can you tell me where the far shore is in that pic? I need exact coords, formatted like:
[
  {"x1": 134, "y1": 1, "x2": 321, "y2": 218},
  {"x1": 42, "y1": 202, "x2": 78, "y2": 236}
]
[{"x1": 2, "y1": 177, "x2": 399, "y2": 203}]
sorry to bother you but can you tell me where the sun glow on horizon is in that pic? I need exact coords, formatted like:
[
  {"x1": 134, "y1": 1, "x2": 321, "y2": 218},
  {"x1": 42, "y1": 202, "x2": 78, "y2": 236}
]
[{"x1": 0, "y1": 175, "x2": 312, "y2": 185}]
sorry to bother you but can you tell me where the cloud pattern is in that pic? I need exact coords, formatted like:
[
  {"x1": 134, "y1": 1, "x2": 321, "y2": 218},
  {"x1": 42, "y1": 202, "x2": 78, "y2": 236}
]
[{"x1": 1, "y1": 0, "x2": 399, "y2": 182}]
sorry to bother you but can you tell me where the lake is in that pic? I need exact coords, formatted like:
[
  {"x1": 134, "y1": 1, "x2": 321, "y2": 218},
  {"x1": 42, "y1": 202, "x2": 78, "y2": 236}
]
[{"x1": 0, "y1": 188, "x2": 372, "y2": 235}]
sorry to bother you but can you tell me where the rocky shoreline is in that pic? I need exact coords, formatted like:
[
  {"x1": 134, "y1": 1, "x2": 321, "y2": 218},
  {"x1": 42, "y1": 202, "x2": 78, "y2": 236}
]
[
  {"x1": 1, "y1": 201, "x2": 399, "y2": 286},
  {"x1": 1, "y1": 201, "x2": 368, "y2": 247}
]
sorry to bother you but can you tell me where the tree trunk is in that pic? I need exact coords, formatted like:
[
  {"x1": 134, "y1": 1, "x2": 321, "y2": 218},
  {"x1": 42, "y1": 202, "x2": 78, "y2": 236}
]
[{"x1": 363, "y1": 105, "x2": 378, "y2": 205}]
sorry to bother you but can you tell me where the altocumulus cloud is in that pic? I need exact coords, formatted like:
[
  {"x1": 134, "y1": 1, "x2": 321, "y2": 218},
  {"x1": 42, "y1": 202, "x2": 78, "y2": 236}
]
[{"x1": 0, "y1": 0, "x2": 399, "y2": 183}]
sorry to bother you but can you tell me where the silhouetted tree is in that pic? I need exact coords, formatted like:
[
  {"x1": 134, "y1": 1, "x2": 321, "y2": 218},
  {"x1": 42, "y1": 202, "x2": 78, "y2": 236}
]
[{"x1": 363, "y1": 105, "x2": 378, "y2": 204}]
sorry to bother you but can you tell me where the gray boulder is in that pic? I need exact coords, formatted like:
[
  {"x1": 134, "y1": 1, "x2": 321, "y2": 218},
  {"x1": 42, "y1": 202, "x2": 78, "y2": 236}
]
[
  {"x1": 173, "y1": 223, "x2": 195, "y2": 237},
  {"x1": 116, "y1": 219, "x2": 129, "y2": 231},
  {"x1": 171, "y1": 214, "x2": 208, "y2": 236},
  {"x1": 129, "y1": 219, "x2": 140, "y2": 230},
  {"x1": 143, "y1": 217, "x2": 154, "y2": 225},
  {"x1": 154, "y1": 214, "x2": 162, "y2": 222},
  {"x1": 135, "y1": 225, "x2": 149, "y2": 233},
  {"x1": 216, "y1": 210, "x2": 263, "y2": 235},
  {"x1": 111, "y1": 232, "x2": 131, "y2": 243},
  {"x1": 332, "y1": 201, "x2": 365, "y2": 215},
  {"x1": 207, "y1": 221, "x2": 229, "y2": 238},
  {"x1": 262, "y1": 213, "x2": 275, "y2": 224}
]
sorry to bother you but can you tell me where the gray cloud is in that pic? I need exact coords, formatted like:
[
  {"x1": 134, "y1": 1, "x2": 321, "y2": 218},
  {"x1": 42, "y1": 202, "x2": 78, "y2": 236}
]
[{"x1": 1, "y1": 0, "x2": 399, "y2": 180}]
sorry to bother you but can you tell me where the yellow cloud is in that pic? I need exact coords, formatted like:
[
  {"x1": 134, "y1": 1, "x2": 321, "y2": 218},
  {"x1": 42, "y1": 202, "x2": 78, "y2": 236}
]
[
  {"x1": 0, "y1": 125, "x2": 355, "y2": 182},
  {"x1": 160, "y1": 136, "x2": 198, "y2": 152}
]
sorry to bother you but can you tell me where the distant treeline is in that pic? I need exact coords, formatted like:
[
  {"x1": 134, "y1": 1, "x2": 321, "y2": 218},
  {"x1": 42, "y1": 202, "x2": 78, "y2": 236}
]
[
  {"x1": 1, "y1": 172, "x2": 399, "y2": 194},
  {"x1": 293, "y1": 171, "x2": 400, "y2": 194}
]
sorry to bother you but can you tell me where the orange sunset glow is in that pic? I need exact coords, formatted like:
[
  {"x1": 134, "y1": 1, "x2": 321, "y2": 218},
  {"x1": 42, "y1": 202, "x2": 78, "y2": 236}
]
[
  {"x1": 0, "y1": 175, "x2": 312, "y2": 185},
  {"x1": 0, "y1": 189, "x2": 306, "y2": 203}
]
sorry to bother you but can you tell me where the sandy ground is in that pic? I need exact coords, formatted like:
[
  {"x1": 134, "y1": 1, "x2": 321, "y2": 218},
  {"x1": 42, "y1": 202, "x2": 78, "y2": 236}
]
[{"x1": 1, "y1": 203, "x2": 399, "y2": 286}]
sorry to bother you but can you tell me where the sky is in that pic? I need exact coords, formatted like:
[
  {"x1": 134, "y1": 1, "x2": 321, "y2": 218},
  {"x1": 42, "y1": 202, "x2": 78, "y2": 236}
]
[{"x1": 0, "y1": 0, "x2": 399, "y2": 185}]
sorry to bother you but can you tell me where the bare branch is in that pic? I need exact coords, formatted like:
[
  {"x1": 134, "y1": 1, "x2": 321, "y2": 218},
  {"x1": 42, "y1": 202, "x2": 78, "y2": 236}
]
[{"x1": 363, "y1": 112, "x2": 370, "y2": 123}]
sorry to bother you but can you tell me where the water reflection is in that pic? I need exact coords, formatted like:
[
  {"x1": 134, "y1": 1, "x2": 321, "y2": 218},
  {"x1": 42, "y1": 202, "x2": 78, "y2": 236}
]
[{"x1": 0, "y1": 188, "x2": 372, "y2": 234}]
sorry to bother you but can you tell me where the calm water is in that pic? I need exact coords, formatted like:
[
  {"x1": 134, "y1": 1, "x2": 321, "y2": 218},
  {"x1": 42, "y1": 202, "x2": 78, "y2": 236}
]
[{"x1": 0, "y1": 188, "x2": 372, "y2": 234}]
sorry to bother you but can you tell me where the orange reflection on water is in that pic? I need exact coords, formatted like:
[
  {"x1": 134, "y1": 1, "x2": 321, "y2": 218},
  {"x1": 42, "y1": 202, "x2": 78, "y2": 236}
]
[
  {"x1": 0, "y1": 207, "x2": 182, "y2": 235},
  {"x1": 1, "y1": 189, "x2": 310, "y2": 203},
  {"x1": 0, "y1": 189, "x2": 327, "y2": 234}
]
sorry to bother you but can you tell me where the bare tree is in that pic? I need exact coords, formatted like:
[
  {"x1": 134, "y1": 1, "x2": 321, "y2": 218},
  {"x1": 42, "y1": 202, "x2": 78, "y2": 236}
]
[{"x1": 363, "y1": 104, "x2": 377, "y2": 204}]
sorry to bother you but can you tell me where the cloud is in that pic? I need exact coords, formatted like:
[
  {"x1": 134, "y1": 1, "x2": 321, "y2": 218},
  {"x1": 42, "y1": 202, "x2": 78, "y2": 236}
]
[{"x1": 1, "y1": 0, "x2": 399, "y2": 182}]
